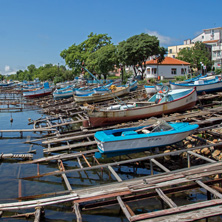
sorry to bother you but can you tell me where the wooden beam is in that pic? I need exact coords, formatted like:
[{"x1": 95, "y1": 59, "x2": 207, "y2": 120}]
[
  {"x1": 108, "y1": 165, "x2": 122, "y2": 182},
  {"x1": 155, "y1": 188, "x2": 177, "y2": 208},
  {"x1": 73, "y1": 203, "x2": 82, "y2": 222},
  {"x1": 117, "y1": 196, "x2": 132, "y2": 221}
]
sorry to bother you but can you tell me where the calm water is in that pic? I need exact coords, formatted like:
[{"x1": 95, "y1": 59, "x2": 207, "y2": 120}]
[{"x1": 0, "y1": 95, "x2": 222, "y2": 221}]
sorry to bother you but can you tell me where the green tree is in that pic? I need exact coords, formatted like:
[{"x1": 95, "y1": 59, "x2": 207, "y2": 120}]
[
  {"x1": 86, "y1": 44, "x2": 117, "y2": 79},
  {"x1": 177, "y1": 42, "x2": 212, "y2": 72},
  {"x1": 117, "y1": 33, "x2": 167, "y2": 79},
  {"x1": 60, "y1": 32, "x2": 112, "y2": 74}
]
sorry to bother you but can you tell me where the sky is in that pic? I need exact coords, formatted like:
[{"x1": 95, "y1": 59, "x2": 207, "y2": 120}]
[{"x1": 0, "y1": 0, "x2": 221, "y2": 75}]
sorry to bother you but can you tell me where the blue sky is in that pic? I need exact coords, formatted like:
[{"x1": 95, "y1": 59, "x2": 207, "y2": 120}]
[{"x1": 0, "y1": 0, "x2": 221, "y2": 75}]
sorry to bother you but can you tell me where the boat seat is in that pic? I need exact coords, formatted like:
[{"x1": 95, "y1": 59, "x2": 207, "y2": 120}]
[{"x1": 142, "y1": 129, "x2": 151, "y2": 134}]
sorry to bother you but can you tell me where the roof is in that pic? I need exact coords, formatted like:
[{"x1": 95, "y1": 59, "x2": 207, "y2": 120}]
[
  {"x1": 203, "y1": 40, "x2": 219, "y2": 43},
  {"x1": 145, "y1": 57, "x2": 190, "y2": 65},
  {"x1": 203, "y1": 27, "x2": 222, "y2": 31}
]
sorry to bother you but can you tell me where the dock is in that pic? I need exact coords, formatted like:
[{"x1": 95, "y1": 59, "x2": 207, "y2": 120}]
[{"x1": 2, "y1": 87, "x2": 222, "y2": 221}]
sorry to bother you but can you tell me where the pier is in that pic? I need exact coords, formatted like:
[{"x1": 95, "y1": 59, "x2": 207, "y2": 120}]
[{"x1": 1, "y1": 87, "x2": 222, "y2": 221}]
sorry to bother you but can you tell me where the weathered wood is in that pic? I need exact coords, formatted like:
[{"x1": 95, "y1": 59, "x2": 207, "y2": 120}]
[
  {"x1": 43, "y1": 141, "x2": 97, "y2": 153},
  {"x1": 73, "y1": 203, "x2": 82, "y2": 222},
  {"x1": 108, "y1": 165, "x2": 122, "y2": 182},
  {"x1": 131, "y1": 199, "x2": 222, "y2": 221},
  {"x1": 117, "y1": 196, "x2": 132, "y2": 221},
  {"x1": 34, "y1": 207, "x2": 41, "y2": 222},
  {"x1": 142, "y1": 205, "x2": 222, "y2": 221},
  {"x1": 155, "y1": 188, "x2": 177, "y2": 208},
  {"x1": 42, "y1": 133, "x2": 94, "y2": 144},
  {"x1": 151, "y1": 158, "x2": 170, "y2": 172},
  {"x1": 0, "y1": 153, "x2": 33, "y2": 159},
  {"x1": 0, "y1": 193, "x2": 79, "y2": 210},
  {"x1": 24, "y1": 143, "x2": 222, "y2": 180},
  {"x1": 187, "y1": 151, "x2": 216, "y2": 163},
  {"x1": 195, "y1": 179, "x2": 222, "y2": 199}
]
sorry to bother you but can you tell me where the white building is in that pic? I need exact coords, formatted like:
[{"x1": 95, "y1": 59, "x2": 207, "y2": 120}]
[
  {"x1": 192, "y1": 27, "x2": 222, "y2": 69},
  {"x1": 145, "y1": 57, "x2": 190, "y2": 79}
]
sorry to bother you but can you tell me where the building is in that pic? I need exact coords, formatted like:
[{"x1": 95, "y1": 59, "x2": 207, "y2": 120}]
[
  {"x1": 168, "y1": 27, "x2": 222, "y2": 70},
  {"x1": 192, "y1": 27, "x2": 222, "y2": 69},
  {"x1": 168, "y1": 39, "x2": 194, "y2": 58},
  {"x1": 145, "y1": 57, "x2": 190, "y2": 79}
]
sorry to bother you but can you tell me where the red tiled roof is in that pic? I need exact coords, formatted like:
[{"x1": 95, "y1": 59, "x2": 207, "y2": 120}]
[
  {"x1": 145, "y1": 57, "x2": 190, "y2": 65},
  {"x1": 203, "y1": 40, "x2": 219, "y2": 43}
]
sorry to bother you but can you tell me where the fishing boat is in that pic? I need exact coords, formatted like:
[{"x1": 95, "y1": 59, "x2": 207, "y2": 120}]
[
  {"x1": 53, "y1": 85, "x2": 75, "y2": 100},
  {"x1": 74, "y1": 85, "x2": 131, "y2": 103},
  {"x1": 94, "y1": 119, "x2": 199, "y2": 155},
  {"x1": 144, "y1": 83, "x2": 163, "y2": 94},
  {"x1": 170, "y1": 76, "x2": 222, "y2": 94},
  {"x1": 23, "y1": 82, "x2": 53, "y2": 98},
  {"x1": 82, "y1": 87, "x2": 197, "y2": 127}
]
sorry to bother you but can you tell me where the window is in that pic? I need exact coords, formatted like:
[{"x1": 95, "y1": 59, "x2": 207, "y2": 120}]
[
  {"x1": 169, "y1": 49, "x2": 172, "y2": 53},
  {"x1": 147, "y1": 68, "x2": 151, "y2": 74},
  {"x1": 181, "y1": 68, "x2": 186, "y2": 74},
  {"x1": 172, "y1": 55, "x2": 175, "y2": 58},
  {"x1": 171, "y1": 68, "x2": 177, "y2": 75},
  {"x1": 152, "y1": 68, "x2": 157, "y2": 74},
  {"x1": 202, "y1": 35, "x2": 204, "y2": 39}
]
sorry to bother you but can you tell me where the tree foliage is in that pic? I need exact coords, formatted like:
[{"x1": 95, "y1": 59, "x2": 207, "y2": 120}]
[
  {"x1": 117, "y1": 33, "x2": 167, "y2": 79},
  {"x1": 176, "y1": 42, "x2": 212, "y2": 71},
  {"x1": 86, "y1": 44, "x2": 117, "y2": 79},
  {"x1": 7, "y1": 64, "x2": 74, "y2": 84},
  {"x1": 60, "y1": 32, "x2": 112, "y2": 75}
]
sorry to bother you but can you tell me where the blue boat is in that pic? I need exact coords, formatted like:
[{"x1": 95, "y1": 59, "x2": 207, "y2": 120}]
[
  {"x1": 94, "y1": 120, "x2": 198, "y2": 157},
  {"x1": 53, "y1": 85, "x2": 76, "y2": 100},
  {"x1": 170, "y1": 76, "x2": 222, "y2": 94}
]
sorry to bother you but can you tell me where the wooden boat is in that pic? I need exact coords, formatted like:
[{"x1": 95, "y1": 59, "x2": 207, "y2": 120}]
[
  {"x1": 94, "y1": 119, "x2": 199, "y2": 155},
  {"x1": 170, "y1": 76, "x2": 222, "y2": 94},
  {"x1": 74, "y1": 86, "x2": 130, "y2": 103},
  {"x1": 23, "y1": 82, "x2": 53, "y2": 98},
  {"x1": 144, "y1": 83, "x2": 163, "y2": 94},
  {"x1": 53, "y1": 85, "x2": 75, "y2": 100},
  {"x1": 82, "y1": 87, "x2": 197, "y2": 128}
]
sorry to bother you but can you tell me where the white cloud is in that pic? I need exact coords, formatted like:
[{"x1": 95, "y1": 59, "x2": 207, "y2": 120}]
[
  {"x1": 5, "y1": 65, "x2": 10, "y2": 72},
  {"x1": 145, "y1": 30, "x2": 174, "y2": 45}
]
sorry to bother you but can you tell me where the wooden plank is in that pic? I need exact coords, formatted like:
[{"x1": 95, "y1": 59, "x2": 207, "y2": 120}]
[
  {"x1": 151, "y1": 158, "x2": 170, "y2": 172},
  {"x1": 0, "y1": 193, "x2": 79, "y2": 210},
  {"x1": 21, "y1": 149, "x2": 98, "y2": 164},
  {"x1": 187, "y1": 151, "x2": 216, "y2": 163},
  {"x1": 142, "y1": 205, "x2": 222, "y2": 222},
  {"x1": 108, "y1": 165, "x2": 122, "y2": 182},
  {"x1": 130, "y1": 199, "x2": 222, "y2": 221},
  {"x1": 73, "y1": 203, "x2": 82, "y2": 222},
  {"x1": 195, "y1": 179, "x2": 222, "y2": 199},
  {"x1": 34, "y1": 207, "x2": 41, "y2": 222},
  {"x1": 155, "y1": 188, "x2": 177, "y2": 208},
  {"x1": 43, "y1": 141, "x2": 97, "y2": 153},
  {"x1": 42, "y1": 133, "x2": 95, "y2": 144},
  {"x1": 116, "y1": 196, "x2": 132, "y2": 221}
]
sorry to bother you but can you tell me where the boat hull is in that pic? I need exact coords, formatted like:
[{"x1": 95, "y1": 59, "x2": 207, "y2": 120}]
[
  {"x1": 23, "y1": 88, "x2": 52, "y2": 98},
  {"x1": 74, "y1": 86, "x2": 130, "y2": 103},
  {"x1": 170, "y1": 81, "x2": 222, "y2": 94},
  {"x1": 84, "y1": 88, "x2": 197, "y2": 127},
  {"x1": 96, "y1": 130, "x2": 193, "y2": 153}
]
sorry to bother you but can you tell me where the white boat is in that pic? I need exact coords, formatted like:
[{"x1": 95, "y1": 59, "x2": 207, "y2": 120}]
[
  {"x1": 94, "y1": 119, "x2": 199, "y2": 155},
  {"x1": 170, "y1": 76, "x2": 222, "y2": 94},
  {"x1": 82, "y1": 87, "x2": 197, "y2": 128}
]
